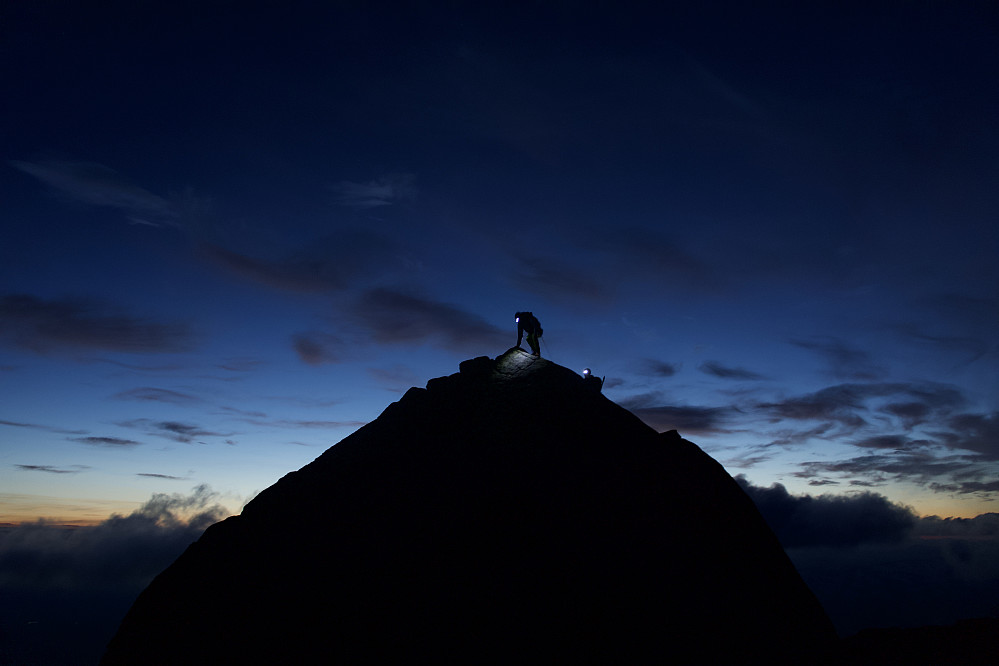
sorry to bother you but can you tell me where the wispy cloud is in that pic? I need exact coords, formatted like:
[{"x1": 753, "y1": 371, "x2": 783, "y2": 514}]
[
  {"x1": 789, "y1": 336, "x2": 886, "y2": 380},
  {"x1": 699, "y1": 360, "x2": 767, "y2": 380},
  {"x1": 618, "y1": 393, "x2": 733, "y2": 434},
  {"x1": 368, "y1": 363, "x2": 420, "y2": 390},
  {"x1": 892, "y1": 322, "x2": 992, "y2": 364},
  {"x1": 201, "y1": 229, "x2": 398, "y2": 292},
  {"x1": 851, "y1": 434, "x2": 934, "y2": 451},
  {"x1": 637, "y1": 359, "x2": 680, "y2": 377},
  {"x1": 583, "y1": 226, "x2": 720, "y2": 293},
  {"x1": 117, "y1": 419, "x2": 234, "y2": 444},
  {"x1": 752, "y1": 382, "x2": 999, "y2": 499},
  {"x1": 796, "y1": 451, "x2": 996, "y2": 498},
  {"x1": 112, "y1": 387, "x2": 205, "y2": 406},
  {"x1": 292, "y1": 332, "x2": 345, "y2": 366},
  {"x1": 928, "y1": 479, "x2": 999, "y2": 495},
  {"x1": 240, "y1": 417, "x2": 366, "y2": 430},
  {"x1": 94, "y1": 358, "x2": 186, "y2": 372},
  {"x1": 509, "y1": 255, "x2": 611, "y2": 302},
  {"x1": 938, "y1": 411, "x2": 999, "y2": 460},
  {"x1": 332, "y1": 173, "x2": 416, "y2": 209},
  {"x1": 11, "y1": 160, "x2": 180, "y2": 227},
  {"x1": 750, "y1": 380, "x2": 981, "y2": 471},
  {"x1": 216, "y1": 405, "x2": 267, "y2": 418},
  {"x1": 215, "y1": 357, "x2": 264, "y2": 373},
  {"x1": 70, "y1": 436, "x2": 142, "y2": 448},
  {"x1": 0, "y1": 293, "x2": 193, "y2": 355},
  {"x1": 351, "y1": 288, "x2": 508, "y2": 352},
  {"x1": 14, "y1": 464, "x2": 88, "y2": 474},
  {"x1": 882, "y1": 401, "x2": 932, "y2": 428},
  {"x1": 757, "y1": 385, "x2": 869, "y2": 427},
  {"x1": 755, "y1": 382, "x2": 964, "y2": 432},
  {"x1": 758, "y1": 423, "x2": 836, "y2": 449},
  {"x1": 0, "y1": 419, "x2": 87, "y2": 435},
  {"x1": 136, "y1": 473, "x2": 188, "y2": 480}
]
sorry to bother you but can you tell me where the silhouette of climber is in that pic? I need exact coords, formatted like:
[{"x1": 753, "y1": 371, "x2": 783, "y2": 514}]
[
  {"x1": 515, "y1": 311, "x2": 543, "y2": 356},
  {"x1": 582, "y1": 368, "x2": 604, "y2": 393}
]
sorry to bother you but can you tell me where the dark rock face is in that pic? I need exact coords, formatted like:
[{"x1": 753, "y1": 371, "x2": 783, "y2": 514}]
[{"x1": 103, "y1": 349, "x2": 836, "y2": 664}]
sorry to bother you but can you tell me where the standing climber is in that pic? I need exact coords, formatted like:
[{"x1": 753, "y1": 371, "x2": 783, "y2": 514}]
[{"x1": 515, "y1": 311, "x2": 543, "y2": 356}]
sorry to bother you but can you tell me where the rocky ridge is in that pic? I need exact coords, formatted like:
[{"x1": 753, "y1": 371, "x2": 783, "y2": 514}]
[{"x1": 103, "y1": 349, "x2": 837, "y2": 664}]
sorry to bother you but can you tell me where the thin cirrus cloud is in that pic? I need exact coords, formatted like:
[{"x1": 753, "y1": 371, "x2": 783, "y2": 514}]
[
  {"x1": 699, "y1": 360, "x2": 767, "y2": 380},
  {"x1": 850, "y1": 434, "x2": 934, "y2": 451},
  {"x1": 292, "y1": 332, "x2": 345, "y2": 366},
  {"x1": 617, "y1": 392, "x2": 733, "y2": 434},
  {"x1": 112, "y1": 387, "x2": 205, "y2": 406},
  {"x1": 14, "y1": 464, "x2": 89, "y2": 474},
  {"x1": 349, "y1": 288, "x2": 508, "y2": 353},
  {"x1": 0, "y1": 293, "x2": 193, "y2": 355},
  {"x1": 331, "y1": 173, "x2": 416, "y2": 209},
  {"x1": 938, "y1": 412, "x2": 999, "y2": 460},
  {"x1": 751, "y1": 381, "x2": 981, "y2": 459},
  {"x1": 789, "y1": 336, "x2": 887, "y2": 380},
  {"x1": 10, "y1": 160, "x2": 180, "y2": 227},
  {"x1": 760, "y1": 423, "x2": 836, "y2": 449},
  {"x1": 240, "y1": 417, "x2": 368, "y2": 430},
  {"x1": 200, "y1": 229, "x2": 399, "y2": 293},
  {"x1": 70, "y1": 436, "x2": 143, "y2": 448},
  {"x1": 930, "y1": 479, "x2": 999, "y2": 495},
  {"x1": 582, "y1": 226, "x2": 721, "y2": 294},
  {"x1": 637, "y1": 359, "x2": 680, "y2": 377},
  {"x1": 509, "y1": 255, "x2": 612, "y2": 303},
  {"x1": 367, "y1": 364, "x2": 421, "y2": 389},
  {"x1": 630, "y1": 404, "x2": 733, "y2": 434},
  {"x1": 117, "y1": 419, "x2": 234, "y2": 444},
  {"x1": 891, "y1": 322, "x2": 992, "y2": 365},
  {"x1": 754, "y1": 382, "x2": 965, "y2": 430},
  {"x1": 795, "y1": 451, "x2": 995, "y2": 495},
  {"x1": 0, "y1": 419, "x2": 88, "y2": 435}
]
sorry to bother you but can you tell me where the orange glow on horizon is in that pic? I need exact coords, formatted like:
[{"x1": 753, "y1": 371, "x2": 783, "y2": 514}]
[{"x1": 0, "y1": 494, "x2": 143, "y2": 527}]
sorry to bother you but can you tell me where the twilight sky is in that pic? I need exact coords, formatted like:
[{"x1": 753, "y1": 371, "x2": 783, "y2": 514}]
[{"x1": 2, "y1": 2, "x2": 997, "y2": 528}]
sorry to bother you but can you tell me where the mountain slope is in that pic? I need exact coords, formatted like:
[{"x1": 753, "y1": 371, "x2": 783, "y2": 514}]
[{"x1": 103, "y1": 349, "x2": 836, "y2": 664}]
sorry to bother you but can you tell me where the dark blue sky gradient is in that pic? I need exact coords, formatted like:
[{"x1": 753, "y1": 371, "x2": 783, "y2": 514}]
[{"x1": 2, "y1": 3, "x2": 997, "y2": 524}]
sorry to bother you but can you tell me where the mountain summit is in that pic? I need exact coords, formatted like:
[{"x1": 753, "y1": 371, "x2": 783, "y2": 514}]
[{"x1": 103, "y1": 349, "x2": 836, "y2": 664}]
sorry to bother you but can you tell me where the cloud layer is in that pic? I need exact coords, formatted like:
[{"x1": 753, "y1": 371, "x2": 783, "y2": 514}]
[
  {"x1": 735, "y1": 476, "x2": 999, "y2": 635},
  {"x1": 0, "y1": 485, "x2": 227, "y2": 591},
  {"x1": 0, "y1": 294, "x2": 192, "y2": 354},
  {"x1": 735, "y1": 475, "x2": 917, "y2": 548},
  {"x1": 11, "y1": 160, "x2": 180, "y2": 227},
  {"x1": 0, "y1": 486, "x2": 231, "y2": 664}
]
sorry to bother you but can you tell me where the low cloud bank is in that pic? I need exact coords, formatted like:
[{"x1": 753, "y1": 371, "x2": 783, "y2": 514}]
[
  {"x1": 0, "y1": 485, "x2": 230, "y2": 663},
  {"x1": 0, "y1": 484, "x2": 226, "y2": 590},
  {"x1": 736, "y1": 476, "x2": 999, "y2": 635},
  {"x1": 735, "y1": 475, "x2": 917, "y2": 548}
]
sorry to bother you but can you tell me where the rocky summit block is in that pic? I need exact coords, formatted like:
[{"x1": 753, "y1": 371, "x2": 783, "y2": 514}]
[{"x1": 103, "y1": 349, "x2": 837, "y2": 664}]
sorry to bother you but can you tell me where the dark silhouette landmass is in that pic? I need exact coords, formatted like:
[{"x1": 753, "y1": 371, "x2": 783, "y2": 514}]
[
  {"x1": 841, "y1": 618, "x2": 998, "y2": 665},
  {"x1": 103, "y1": 349, "x2": 838, "y2": 664}
]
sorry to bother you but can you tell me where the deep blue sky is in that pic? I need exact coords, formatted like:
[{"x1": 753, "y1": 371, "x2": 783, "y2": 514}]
[{"x1": 2, "y1": 2, "x2": 997, "y2": 525}]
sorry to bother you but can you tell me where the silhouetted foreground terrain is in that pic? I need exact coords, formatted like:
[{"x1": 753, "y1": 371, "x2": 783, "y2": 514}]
[
  {"x1": 104, "y1": 349, "x2": 840, "y2": 664},
  {"x1": 842, "y1": 617, "x2": 998, "y2": 665}
]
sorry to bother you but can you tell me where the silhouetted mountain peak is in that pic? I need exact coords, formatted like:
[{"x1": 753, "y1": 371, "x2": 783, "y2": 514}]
[{"x1": 104, "y1": 350, "x2": 837, "y2": 664}]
